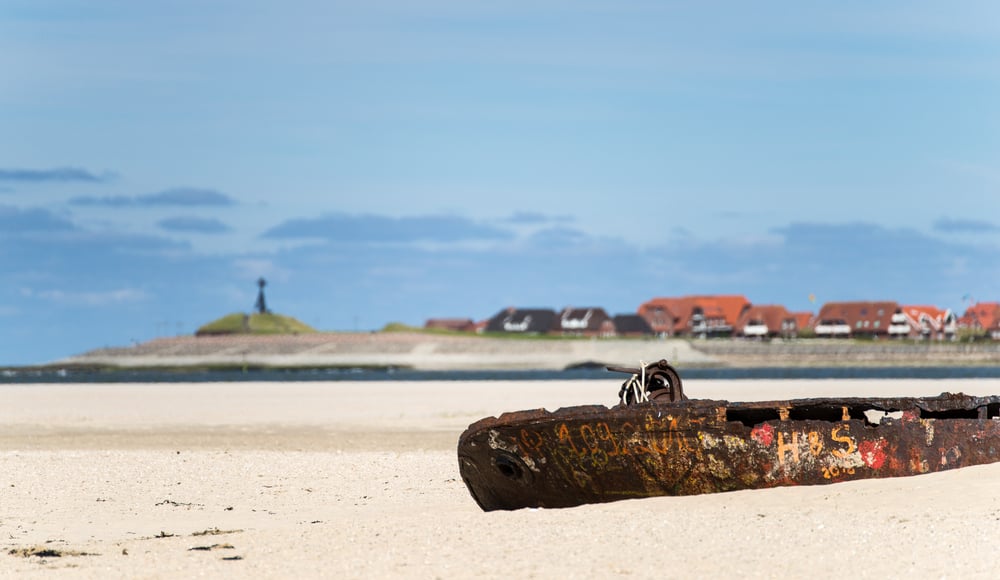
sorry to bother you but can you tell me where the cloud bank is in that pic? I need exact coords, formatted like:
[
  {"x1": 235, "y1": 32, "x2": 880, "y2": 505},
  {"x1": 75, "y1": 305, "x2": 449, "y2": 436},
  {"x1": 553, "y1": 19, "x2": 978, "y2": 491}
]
[
  {"x1": 263, "y1": 213, "x2": 514, "y2": 243},
  {"x1": 70, "y1": 187, "x2": 235, "y2": 207},
  {"x1": 0, "y1": 205, "x2": 77, "y2": 233},
  {"x1": 0, "y1": 167, "x2": 110, "y2": 183},
  {"x1": 158, "y1": 216, "x2": 232, "y2": 234}
]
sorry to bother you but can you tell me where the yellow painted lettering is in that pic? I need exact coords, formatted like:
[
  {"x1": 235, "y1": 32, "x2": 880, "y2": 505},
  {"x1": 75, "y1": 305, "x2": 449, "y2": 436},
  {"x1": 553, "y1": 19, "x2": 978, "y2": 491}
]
[
  {"x1": 596, "y1": 422, "x2": 620, "y2": 456},
  {"x1": 808, "y1": 431, "x2": 824, "y2": 456},
  {"x1": 557, "y1": 423, "x2": 582, "y2": 456},
  {"x1": 579, "y1": 424, "x2": 599, "y2": 452},
  {"x1": 776, "y1": 432, "x2": 799, "y2": 466},
  {"x1": 831, "y1": 424, "x2": 856, "y2": 458},
  {"x1": 518, "y1": 429, "x2": 544, "y2": 456}
]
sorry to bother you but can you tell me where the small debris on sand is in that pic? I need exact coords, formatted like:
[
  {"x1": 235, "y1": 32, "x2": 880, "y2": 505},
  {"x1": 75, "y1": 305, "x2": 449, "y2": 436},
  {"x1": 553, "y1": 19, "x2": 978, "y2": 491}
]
[
  {"x1": 191, "y1": 527, "x2": 243, "y2": 537},
  {"x1": 9, "y1": 546, "x2": 98, "y2": 558},
  {"x1": 188, "y1": 543, "x2": 235, "y2": 551}
]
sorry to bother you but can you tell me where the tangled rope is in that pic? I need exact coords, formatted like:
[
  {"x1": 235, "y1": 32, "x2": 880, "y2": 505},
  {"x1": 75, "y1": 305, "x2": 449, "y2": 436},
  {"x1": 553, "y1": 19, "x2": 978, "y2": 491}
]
[
  {"x1": 617, "y1": 360, "x2": 650, "y2": 406},
  {"x1": 611, "y1": 358, "x2": 686, "y2": 406}
]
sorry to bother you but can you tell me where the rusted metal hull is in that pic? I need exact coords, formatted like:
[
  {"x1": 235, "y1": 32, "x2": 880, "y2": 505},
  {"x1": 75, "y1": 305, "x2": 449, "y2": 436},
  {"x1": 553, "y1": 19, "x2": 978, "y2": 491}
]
[{"x1": 458, "y1": 393, "x2": 1000, "y2": 511}]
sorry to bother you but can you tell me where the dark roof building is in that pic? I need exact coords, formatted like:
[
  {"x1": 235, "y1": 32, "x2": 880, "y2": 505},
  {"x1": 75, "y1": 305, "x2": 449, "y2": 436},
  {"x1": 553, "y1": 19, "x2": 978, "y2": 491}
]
[
  {"x1": 484, "y1": 307, "x2": 559, "y2": 334},
  {"x1": 557, "y1": 307, "x2": 612, "y2": 336},
  {"x1": 612, "y1": 314, "x2": 655, "y2": 336}
]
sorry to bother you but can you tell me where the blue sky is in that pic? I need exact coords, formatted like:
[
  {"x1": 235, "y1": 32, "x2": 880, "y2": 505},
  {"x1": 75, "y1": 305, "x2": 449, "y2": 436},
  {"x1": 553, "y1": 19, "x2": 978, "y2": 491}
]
[{"x1": 2, "y1": 1, "x2": 999, "y2": 365}]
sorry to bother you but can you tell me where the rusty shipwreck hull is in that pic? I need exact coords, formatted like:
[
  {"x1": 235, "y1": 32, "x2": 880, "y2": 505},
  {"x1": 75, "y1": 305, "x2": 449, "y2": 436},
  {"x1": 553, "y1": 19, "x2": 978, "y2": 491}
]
[{"x1": 458, "y1": 393, "x2": 1000, "y2": 511}]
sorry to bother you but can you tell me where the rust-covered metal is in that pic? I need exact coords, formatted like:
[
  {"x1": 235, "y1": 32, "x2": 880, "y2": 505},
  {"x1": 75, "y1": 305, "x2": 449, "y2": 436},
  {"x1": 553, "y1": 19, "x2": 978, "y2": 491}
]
[{"x1": 457, "y1": 364, "x2": 1000, "y2": 511}]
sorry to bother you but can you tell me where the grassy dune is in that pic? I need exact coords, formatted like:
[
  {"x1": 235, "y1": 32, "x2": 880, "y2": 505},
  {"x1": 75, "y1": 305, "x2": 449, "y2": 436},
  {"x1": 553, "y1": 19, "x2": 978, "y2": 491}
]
[{"x1": 195, "y1": 312, "x2": 316, "y2": 335}]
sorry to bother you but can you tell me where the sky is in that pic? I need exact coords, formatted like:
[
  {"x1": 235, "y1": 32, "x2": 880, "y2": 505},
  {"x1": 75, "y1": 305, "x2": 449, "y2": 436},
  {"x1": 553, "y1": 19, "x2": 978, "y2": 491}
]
[{"x1": 2, "y1": 0, "x2": 1000, "y2": 365}]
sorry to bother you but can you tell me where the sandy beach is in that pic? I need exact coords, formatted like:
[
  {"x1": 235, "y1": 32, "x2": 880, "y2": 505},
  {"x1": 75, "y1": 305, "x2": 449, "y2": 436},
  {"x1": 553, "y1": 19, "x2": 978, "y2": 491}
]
[{"x1": 3, "y1": 378, "x2": 1000, "y2": 578}]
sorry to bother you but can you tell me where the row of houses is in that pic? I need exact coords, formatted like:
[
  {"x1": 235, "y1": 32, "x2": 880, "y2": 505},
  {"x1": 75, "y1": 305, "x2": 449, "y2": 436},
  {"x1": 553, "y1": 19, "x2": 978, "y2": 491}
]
[
  {"x1": 425, "y1": 308, "x2": 656, "y2": 337},
  {"x1": 424, "y1": 295, "x2": 1000, "y2": 341}
]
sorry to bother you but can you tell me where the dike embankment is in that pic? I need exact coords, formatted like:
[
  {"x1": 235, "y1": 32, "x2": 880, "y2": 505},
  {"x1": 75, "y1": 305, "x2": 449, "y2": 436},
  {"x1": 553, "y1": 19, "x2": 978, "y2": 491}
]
[{"x1": 55, "y1": 332, "x2": 1000, "y2": 371}]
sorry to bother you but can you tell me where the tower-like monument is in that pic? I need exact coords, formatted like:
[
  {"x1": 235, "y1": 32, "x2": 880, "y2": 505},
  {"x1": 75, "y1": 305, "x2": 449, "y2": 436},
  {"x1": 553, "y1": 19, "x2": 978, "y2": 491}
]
[{"x1": 254, "y1": 277, "x2": 269, "y2": 314}]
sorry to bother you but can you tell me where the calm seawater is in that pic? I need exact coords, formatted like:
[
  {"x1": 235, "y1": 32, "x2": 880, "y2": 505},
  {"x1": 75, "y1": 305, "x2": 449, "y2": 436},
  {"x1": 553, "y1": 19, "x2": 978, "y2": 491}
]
[{"x1": 4, "y1": 366, "x2": 1000, "y2": 384}]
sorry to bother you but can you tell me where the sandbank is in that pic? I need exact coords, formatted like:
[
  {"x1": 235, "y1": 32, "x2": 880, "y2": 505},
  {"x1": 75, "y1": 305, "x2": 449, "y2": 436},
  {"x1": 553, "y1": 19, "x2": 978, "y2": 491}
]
[{"x1": 2, "y1": 378, "x2": 1000, "y2": 578}]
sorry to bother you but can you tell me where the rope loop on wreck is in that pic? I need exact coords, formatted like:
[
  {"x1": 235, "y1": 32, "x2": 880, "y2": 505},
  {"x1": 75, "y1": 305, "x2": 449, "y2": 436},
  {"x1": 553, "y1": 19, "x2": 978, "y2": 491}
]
[{"x1": 618, "y1": 360, "x2": 650, "y2": 406}]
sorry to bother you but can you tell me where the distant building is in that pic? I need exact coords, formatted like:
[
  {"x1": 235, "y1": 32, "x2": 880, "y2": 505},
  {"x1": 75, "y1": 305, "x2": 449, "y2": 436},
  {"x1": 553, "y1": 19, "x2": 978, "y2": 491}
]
[
  {"x1": 888, "y1": 305, "x2": 957, "y2": 340},
  {"x1": 424, "y1": 318, "x2": 477, "y2": 332},
  {"x1": 637, "y1": 302, "x2": 678, "y2": 336},
  {"x1": 611, "y1": 314, "x2": 655, "y2": 337},
  {"x1": 557, "y1": 307, "x2": 613, "y2": 336},
  {"x1": 638, "y1": 295, "x2": 751, "y2": 338},
  {"x1": 791, "y1": 312, "x2": 815, "y2": 335},
  {"x1": 474, "y1": 295, "x2": 1000, "y2": 342},
  {"x1": 735, "y1": 304, "x2": 810, "y2": 339},
  {"x1": 484, "y1": 307, "x2": 559, "y2": 334},
  {"x1": 958, "y1": 302, "x2": 1000, "y2": 340},
  {"x1": 813, "y1": 301, "x2": 898, "y2": 339}
]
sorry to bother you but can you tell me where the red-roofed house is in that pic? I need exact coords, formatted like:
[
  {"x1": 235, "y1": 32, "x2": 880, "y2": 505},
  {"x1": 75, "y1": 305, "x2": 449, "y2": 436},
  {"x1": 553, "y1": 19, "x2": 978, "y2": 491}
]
[
  {"x1": 959, "y1": 302, "x2": 1000, "y2": 339},
  {"x1": 637, "y1": 301, "x2": 679, "y2": 336},
  {"x1": 814, "y1": 301, "x2": 898, "y2": 338},
  {"x1": 638, "y1": 295, "x2": 751, "y2": 338},
  {"x1": 888, "y1": 305, "x2": 957, "y2": 340},
  {"x1": 735, "y1": 305, "x2": 812, "y2": 339},
  {"x1": 792, "y1": 312, "x2": 815, "y2": 334}
]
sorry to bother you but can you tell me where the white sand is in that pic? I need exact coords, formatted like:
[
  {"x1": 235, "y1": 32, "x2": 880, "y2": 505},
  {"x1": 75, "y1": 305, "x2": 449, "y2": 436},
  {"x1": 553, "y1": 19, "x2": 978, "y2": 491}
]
[{"x1": 2, "y1": 379, "x2": 1000, "y2": 578}]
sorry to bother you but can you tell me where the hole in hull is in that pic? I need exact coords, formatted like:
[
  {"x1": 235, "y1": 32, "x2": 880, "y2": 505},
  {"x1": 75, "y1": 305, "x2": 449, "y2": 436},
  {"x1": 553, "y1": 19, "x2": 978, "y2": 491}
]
[
  {"x1": 919, "y1": 408, "x2": 980, "y2": 420},
  {"x1": 494, "y1": 455, "x2": 524, "y2": 480},
  {"x1": 726, "y1": 408, "x2": 780, "y2": 427}
]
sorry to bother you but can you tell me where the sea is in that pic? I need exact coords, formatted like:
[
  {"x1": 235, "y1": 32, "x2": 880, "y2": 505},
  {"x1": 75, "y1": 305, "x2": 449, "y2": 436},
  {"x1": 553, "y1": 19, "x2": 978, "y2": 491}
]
[{"x1": 4, "y1": 366, "x2": 1000, "y2": 384}]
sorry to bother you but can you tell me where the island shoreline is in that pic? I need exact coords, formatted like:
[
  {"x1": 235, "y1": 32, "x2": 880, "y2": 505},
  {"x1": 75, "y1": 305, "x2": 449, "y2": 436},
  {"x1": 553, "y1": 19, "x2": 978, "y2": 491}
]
[{"x1": 28, "y1": 331, "x2": 1000, "y2": 372}]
